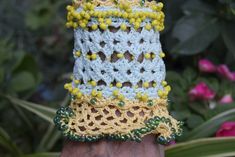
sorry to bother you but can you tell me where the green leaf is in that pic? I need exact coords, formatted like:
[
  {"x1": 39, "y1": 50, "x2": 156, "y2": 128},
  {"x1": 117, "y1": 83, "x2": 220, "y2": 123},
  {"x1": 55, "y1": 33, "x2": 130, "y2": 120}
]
[
  {"x1": 222, "y1": 23, "x2": 235, "y2": 58},
  {"x1": 205, "y1": 103, "x2": 235, "y2": 119},
  {"x1": 182, "y1": 0, "x2": 216, "y2": 15},
  {"x1": 182, "y1": 108, "x2": 235, "y2": 140},
  {"x1": 0, "y1": 127, "x2": 22, "y2": 156},
  {"x1": 0, "y1": 68, "x2": 4, "y2": 84},
  {"x1": 6, "y1": 95, "x2": 56, "y2": 124},
  {"x1": 172, "y1": 15, "x2": 220, "y2": 55},
  {"x1": 21, "y1": 152, "x2": 60, "y2": 157},
  {"x1": 166, "y1": 137, "x2": 235, "y2": 157},
  {"x1": 37, "y1": 125, "x2": 61, "y2": 152},
  {"x1": 9, "y1": 71, "x2": 36, "y2": 92},
  {"x1": 186, "y1": 114, "x2": 204, "y2": 129},
  {"x1": 13, "y1": 54, "x2": 41, "y2": 83}
]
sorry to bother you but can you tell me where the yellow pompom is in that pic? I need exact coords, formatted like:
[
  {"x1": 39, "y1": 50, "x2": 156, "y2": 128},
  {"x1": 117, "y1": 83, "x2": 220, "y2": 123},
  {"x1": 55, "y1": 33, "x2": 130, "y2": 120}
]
[
  {"x1": 73, "y1": 23, "x2": 78, "y2": 28},
  {"x1": 118, "y1": 94, "x2": 124, "y2": 100},
  {"x1": 153, "y1": 83, "x2": 157, "y2": 87},
  {"x1": 116, "y1": 82, "x2": 122, "y2": 88},
  {"x1": 165, "y1": 85, "x2": 171, "y2": 92},
  {"x1": 152, "y1": 54, "x2": 156, "y2": 59},
  {"x1": 117, "y1": 53, "x2": 124, "y2": 58},
  {"x1": 120, "y1": 23, "x2": 127, "y2": 31},
  {"x1": 145, "y1": 24, "x2": 152, "y2": 30},
  {"x1": 91, "y1": 90, "x2": 97, "y2": 97},
  {"x1": 91, "y1": 24, "x2": 98, "y2": 30},
  {"x1": 161, "y1": 81, "x2": 167, "y2": 86},
  {"x1": 97, "y1": 91, "x2": 103, "y2": 98},
  {"x1": 91, "y1": 53, "x2": 97, "y2": 60},
  {"x1": 130, "y1": 18, "x2": 135, "y2": 24},
  {"x1": 90, "y1": 80, "x2": 97, "y2": 87},
  {"x1": 134, "y1": 22, "x2": 140, "y2": 30},
  {"x1": 68, "y1": 86, "x2": 73, "y2": 92},
  {"x1": 136, "y1": 92, "x2": 142, "y2": 99},
  {"x1": 159, "y1": 52, "x2": 165, "y2": 58},
  {"x1": 75, "y1": 51, "x2": 81, "y2": 57},
  {"x1": 158, "y1": 2, "x2": 164, "y2": 10},
  {"x1": 144, "y1": 53, "x2": 151, "y2": 59},
  {"x1": 106, "y1": 19, "x2": 112, "y2": 25},
  {"x1": 141, "y1": 94, "x2": 149, "y2": 102},
  {"x1": 72, "y1": 88, "x2": 79, "y2": 95},
  {"x1": 100, "y1": 23, "x2": 107, "y2": 30},
  {"x1": 74, "y1": 80, "x2": 80, "y2": 84},
  {"x1": 66, "y1": 5, "x2": 73, "y2": 11},
  {"x1": 76, "y1": 92, "x2": 82, "y2": 98},
  {"x1": 64, "y1": 83, "x2": 70, "y2": 89},
  {"x1": 113, "y1": 90, "x2": 119, "y2": 96},
  {"x1": 84, "y1": 13, "x2": 90, "y2": 20},
  {"x1": 158, "y1": 90, "x2": 164, "y2": 98},
  {"x1": 79, "y1": 22, "x2": 86, "y2": 28},
  {"x1": 143, "y1": 82, "x2": 149, "y2": 88},
  {"x1": 98, "y1": 18, "x2": 104, "y2": 23},
  {"x1": 122, "y1": 12, "x2": 128, "y2": 18}
]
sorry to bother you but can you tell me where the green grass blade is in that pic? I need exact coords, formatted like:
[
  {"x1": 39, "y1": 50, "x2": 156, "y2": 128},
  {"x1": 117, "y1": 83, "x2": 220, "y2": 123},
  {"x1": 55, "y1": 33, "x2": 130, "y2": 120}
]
[
  {"x1": 0, "y1": 127, "x2": 22, "y2": 156},
  {"x1": 182, "y1": 108, "x2": 235, "y2": 140},
  {"x1": 166, "y1": 137, "x2": 235, "y2": 157},
  {"x1": 36, "y1": 125, "x2": 61, "y2": 152},
  {"x1": 21, "y1": 152, "x2": 60, "y2": 157},
  {"x1": 6, "y1": 95, "x2": 56, "y2": 124}
]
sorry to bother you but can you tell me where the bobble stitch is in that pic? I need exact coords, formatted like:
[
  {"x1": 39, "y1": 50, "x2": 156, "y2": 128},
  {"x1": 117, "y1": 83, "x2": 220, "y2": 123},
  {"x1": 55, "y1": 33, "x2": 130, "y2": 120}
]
[
  {"x1": 165, "y1": 85, "x2": 171, "y2": 92},
  {"x1": 120, "y1": 23, "x2": 127, "y2": 31},
  {"x1": 145, "y1": 24, "x2": 152, "y2": 30},
  {"x1": 113, "y1": 90, "x2": 119, "y2": 96},
  {"x1": 91, "y1": 24, "x2": 98, "y2": 30},
  {"x1": 159, "y1": 52, "x2": 165, "y2": 58},
  {"x1": 144, "y1": 53, "x2": 151, "y2": 59},
  {"x1": 161, "y1": 81, "x2": 167, "y2": 86},
  {"x1": 91, "y1": 53, "x2": 97, "y2": 60},
  {"x1": 117, "y1": 53, "x2": 124, "y2": 58},
  {"x1": 158, "y1": 90, "x2": 164, "y2": 98},
  {"x1": 136, "y1": 92, "x2": 142, "y2": 99},
  {"x1": 91, "y1": 90, "x2": 97, "y2": 97},
  {"x1": 97, "y1": 91, "x2": 103, "y2": 98},
  {"x1": 90, "y1": 80, "x2": 97, "y2": 87},
  {"x1": 143, "y1": 82, "x2": 149, "y2": 88},
  {"x1": 75, "y1": 51, "x2": 81, "y2": 57},
  {"x1": 116, "y1": 82, "x2": 122, "y2": 88},
  {"x1": 100, "y1": 23, "x2": 107, "y2": 30},
  {"x1": 106, "y1": 19, "x2": 112, "y2": 25},
  {"x1": 76, "y1": 92, "x2": 83, "y2": 98},
  {"x1": 74, "y1": 80, "x2": 80, "y2": 84},
  {"x1": 141, "y1": 94, "x2": 149, "y2": 102}
]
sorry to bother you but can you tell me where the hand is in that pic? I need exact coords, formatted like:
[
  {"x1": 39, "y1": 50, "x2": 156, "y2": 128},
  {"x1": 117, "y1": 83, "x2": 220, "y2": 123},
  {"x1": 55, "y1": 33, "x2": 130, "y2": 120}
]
[{"x1": 61, "y1": 135, "x2": 164, "y2": 157}]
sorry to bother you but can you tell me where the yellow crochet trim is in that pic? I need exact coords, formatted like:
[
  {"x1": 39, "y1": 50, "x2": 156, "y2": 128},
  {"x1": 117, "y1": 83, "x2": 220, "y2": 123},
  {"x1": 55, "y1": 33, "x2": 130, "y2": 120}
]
[
  {"x1": 66, "y1": 2, "x2": 165, "y2": 31},
  {"x1": 73, "y1": 0, "x2": 160, "y2": 8},
  {"x1": 54, "y1": 96, "x2": 182, "y2": 143}
]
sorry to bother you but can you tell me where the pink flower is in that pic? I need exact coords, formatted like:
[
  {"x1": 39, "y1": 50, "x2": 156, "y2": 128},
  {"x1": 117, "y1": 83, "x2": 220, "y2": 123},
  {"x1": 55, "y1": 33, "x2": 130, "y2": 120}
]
[
  {"x1": 216, "y1": 122, "x2": 235, "y2": 137},
  {"x1": 189, "y1": 82, "x2": 216, "y2": 101},
  {"x1": 219, "y1": 94, "x2": 234, "y2": 104},
  {"x1": 198, "y1": 59, "x2": 217, "y2": 73},
  {"x1": 217, "y1": 65, "x2": 235, "y2": 81}
]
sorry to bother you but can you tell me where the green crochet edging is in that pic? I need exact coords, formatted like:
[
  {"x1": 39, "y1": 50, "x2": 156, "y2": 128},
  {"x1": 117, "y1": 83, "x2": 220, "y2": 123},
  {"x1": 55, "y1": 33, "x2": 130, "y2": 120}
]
[{"x1": 54, "y1": 106, "x2": 183, "y2": 145}]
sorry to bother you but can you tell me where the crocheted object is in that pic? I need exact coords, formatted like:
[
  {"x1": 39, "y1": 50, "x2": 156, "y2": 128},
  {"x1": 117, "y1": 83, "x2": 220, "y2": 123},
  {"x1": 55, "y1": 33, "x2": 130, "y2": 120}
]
[{"x1": 54, "y1": 1, "x2": 183, "y2": 145}]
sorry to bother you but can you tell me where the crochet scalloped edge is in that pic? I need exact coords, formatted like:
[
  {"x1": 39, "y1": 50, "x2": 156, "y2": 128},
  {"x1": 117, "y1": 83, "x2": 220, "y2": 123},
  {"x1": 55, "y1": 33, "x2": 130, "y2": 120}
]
[{"x1": 54, "y1": 105, "x2": 183, "y2": 145}]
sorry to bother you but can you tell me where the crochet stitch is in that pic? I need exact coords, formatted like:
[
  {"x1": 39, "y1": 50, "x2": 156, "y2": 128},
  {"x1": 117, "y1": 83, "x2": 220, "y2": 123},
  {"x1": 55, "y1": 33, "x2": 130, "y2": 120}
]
[{"x1": 54, "y1": 1, "x2": 182, "y2": 144}]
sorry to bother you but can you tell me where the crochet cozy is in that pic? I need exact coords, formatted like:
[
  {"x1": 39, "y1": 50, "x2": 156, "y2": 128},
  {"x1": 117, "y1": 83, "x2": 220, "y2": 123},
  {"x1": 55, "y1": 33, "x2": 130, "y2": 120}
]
[{"x1": 54, "y1": 0, "x2": 182, "y2": 144}]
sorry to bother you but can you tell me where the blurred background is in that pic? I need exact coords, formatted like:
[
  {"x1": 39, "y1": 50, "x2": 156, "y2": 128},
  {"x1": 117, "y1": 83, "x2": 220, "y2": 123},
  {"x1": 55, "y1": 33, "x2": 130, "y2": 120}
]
[{"x1": 0, "y1": 0, "x2": 235, "y2": 157}]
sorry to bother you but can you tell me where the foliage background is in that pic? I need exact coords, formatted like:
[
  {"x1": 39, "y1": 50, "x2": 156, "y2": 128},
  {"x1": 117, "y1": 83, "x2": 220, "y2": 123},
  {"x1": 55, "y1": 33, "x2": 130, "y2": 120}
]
[{"x1": 0, "y1": 0, "x2": 235, "y2": 156}]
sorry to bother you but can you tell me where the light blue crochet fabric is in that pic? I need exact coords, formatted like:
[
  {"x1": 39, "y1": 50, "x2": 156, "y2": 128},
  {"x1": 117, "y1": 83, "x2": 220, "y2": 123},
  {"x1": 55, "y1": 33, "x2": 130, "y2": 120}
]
[{"x1": 72, "y1": 7, "x2": 165, "y2": 100}]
